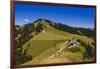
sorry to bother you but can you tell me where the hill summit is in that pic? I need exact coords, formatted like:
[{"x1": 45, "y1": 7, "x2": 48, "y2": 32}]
[
  {"x1": 15, "y1": 18, "x2": 95, "y2": 65},
  {"x1": 16, "y1": 18, "x2": 94, "y2": 38}
]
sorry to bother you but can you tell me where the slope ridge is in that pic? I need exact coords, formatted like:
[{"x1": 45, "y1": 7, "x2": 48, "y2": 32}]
[{"x1": 32, "y1": 30, "x2": 67, "y2": 40}]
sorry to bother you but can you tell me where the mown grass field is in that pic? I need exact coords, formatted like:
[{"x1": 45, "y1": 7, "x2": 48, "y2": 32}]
[
  {"x1": 22, "y1": 41, "x2": 66, "y2": 65},
  {"x1": 23, "y1": 40, "x2": 66, "y2": 57},
  {"x1": 22, "y1": 40, "x2": 66, "y2": 65},
  {"x1": 36, "y1": 44, "x2": 93, "y2": 64}
]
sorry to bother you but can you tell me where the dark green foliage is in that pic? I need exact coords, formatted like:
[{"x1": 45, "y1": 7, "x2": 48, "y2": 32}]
[
  {"x1": 76, "y1": 28, "x2": 94, "y2": 37},
  {"x1": 16, "y1": 53, "x2": 32, "y2": 65},
  {"x1": 49, "y1": 22, "x2": 94, "y2": 38},
  {"x1": 34, "y1": 22, "x2": 44, "y2": 33},
  {"x1": 16, "y1": 43, "x2": 32, "y2": 65},
  {"x1": 15, "y1": 18, "x2": 95, "y2": 65},
  {"x1": 66, "y1": 38, "x2": 94, "y2": 60},
  {"x1": 15, "y1": 23, "x2": 35, "y2": 65},
  {"x1": 79, "y1": 39, "x2": 94, "y2": 60}
]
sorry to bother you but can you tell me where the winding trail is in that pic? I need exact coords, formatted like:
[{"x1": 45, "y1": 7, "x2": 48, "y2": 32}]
[{"x1": 48, "y1": 41, "x2": 68, "y2": 58}]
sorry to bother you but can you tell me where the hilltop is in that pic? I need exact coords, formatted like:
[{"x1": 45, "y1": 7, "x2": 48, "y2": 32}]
[{"x1": 15, "y1": 18, "x2": 95, "y2": 65}]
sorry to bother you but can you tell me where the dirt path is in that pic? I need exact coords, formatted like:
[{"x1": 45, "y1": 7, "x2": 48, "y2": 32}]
[{"x1": 48, "y1": 41, "x2": 68, "y2": 58}]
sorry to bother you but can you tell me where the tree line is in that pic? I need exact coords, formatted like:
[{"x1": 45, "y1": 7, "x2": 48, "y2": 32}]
[
  {"x1": 49, "y1": 22, "x2": 94, "y2": 38},
  {"x1": 15, "y1": 20, "x2": 48, "y2": 65},
  {"x1": 15, "y1": 18, "x2": 95, "y2": 64}
]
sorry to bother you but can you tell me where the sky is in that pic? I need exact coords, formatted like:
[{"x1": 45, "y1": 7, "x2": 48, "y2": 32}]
[{"x1": 15, "y1": 3, "x2": 95, "y2": 28}]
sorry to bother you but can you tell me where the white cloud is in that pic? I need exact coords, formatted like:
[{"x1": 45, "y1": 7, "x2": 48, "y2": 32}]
[{"x1": 24, "y1": 18, "x2": 30, "y2": 23}]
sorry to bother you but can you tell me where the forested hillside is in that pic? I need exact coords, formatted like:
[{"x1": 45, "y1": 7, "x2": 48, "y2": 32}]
[{"x1": 15, "y1": 19, "x2": 95, "y2": 65}]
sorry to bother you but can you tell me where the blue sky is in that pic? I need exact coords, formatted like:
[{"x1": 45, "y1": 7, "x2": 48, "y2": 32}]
[{"x1": 15, "y1": 4, "x2": 95, "y2": 28}]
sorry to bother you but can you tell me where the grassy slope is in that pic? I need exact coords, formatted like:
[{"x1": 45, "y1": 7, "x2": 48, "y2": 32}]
[
  {"x1": 23, "y1": 40, "x2": 66, "y2": 57},
  {"x1": 21, "y1": 27, "x2": 67, "y2": 65},
  {"x1": 21, "y1": 25, "x2": 93, "y2": 65},
  {"x1": 45, "y1": 25, "x2": 93, "y2": 43},
  {"x1": 23, "y1": 41, "x2": 66, "y2": 65},
  {"x1": 32, "y1": 31, "x2": 67, "y2": 40},
  {"x1": 35, "y1": 43, "x2": 86, "y2": 64}
]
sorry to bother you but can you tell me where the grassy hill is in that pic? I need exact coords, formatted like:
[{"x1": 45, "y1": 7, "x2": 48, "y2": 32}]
[
  {"x1": 32, "y1": 31, "x2": 67, "y2": 40},
  {"x1": 15, "y1": 19, "x2": 95, "y2": 65}
]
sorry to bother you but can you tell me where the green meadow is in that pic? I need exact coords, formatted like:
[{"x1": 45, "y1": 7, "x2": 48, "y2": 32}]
[{"x1": 20, "y1": 25, "x2": 94, "y2": 65}]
